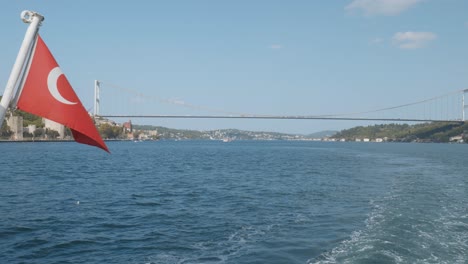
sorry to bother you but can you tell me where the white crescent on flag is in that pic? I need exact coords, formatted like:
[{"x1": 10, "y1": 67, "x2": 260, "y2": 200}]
[{"x1": 47, "y1": 67, "x2": 77, "y2": 105}]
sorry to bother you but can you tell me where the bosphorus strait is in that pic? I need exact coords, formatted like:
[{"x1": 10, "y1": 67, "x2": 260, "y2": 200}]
[{"x1": 1, "y1": 141, "x2": 467, "y2": 263}]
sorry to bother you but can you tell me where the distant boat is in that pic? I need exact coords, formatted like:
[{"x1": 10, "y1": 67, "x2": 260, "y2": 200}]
[{"x1": 222, "y1": 138, "x2": 232, "y2": 143}]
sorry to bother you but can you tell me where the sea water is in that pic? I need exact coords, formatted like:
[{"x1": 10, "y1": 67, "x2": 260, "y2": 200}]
[{"x1": 0, "y1": 141, "x2": 466, "y2": 263}]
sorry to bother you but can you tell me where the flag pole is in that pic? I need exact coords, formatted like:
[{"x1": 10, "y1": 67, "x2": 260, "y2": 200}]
[{"x1": 0, "y1": 10, "x2": 44, "y2": 124}]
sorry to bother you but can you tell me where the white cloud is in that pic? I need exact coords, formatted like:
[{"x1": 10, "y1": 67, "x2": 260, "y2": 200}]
[
  {"x1": 346, "y1": 0, "x2": 422, "y2": 16},
  {"x1": 172, "y1": 99, "x2": 186, "y2": 105},
  {"x1": 269, "y1": 44, "x2": 283, "y2": 50},
  {"x1": 130, "y1": 96, "x2": 145, "y2": 104},
  {"x1": 392, "y1": 31, "x2": 436, "y2": 49},
  {"x1": 371, "y1": 37, "x2": 384, "y2": 45},
  {"x1": 168, "y1": 98, "x2": 186, "y2": 105}
]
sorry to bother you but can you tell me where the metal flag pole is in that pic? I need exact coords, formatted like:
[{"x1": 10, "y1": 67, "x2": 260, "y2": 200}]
[{"x1": 0, "y1": 10, "x2": 44, "y2": 124}]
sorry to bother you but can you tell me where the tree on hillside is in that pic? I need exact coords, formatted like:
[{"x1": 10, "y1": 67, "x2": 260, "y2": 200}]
[
  {"x1": 1, "y1": 120, "x2": 11, "y2": 138},
  {"x1": 23, "y1": 131, "x2": 33, "y2": 138},
  {"x1": 98, "y1": 123, "x2": 123, "y2": 139},
  {"x1": 13, "y1": 109, "x2": 43, "y2": 127},
  {"x1": 34, "y1": 128, "x2": 44, "y2": 138},
  {"x1": 64, "y1": 127, "x2": 72, "y2": 138},
  {"x1": 0, "y1": 96, "x2": 11, "y2": 138},
  {"x1": 46, "y1": 129, "x2": 60, "y2": 139}
]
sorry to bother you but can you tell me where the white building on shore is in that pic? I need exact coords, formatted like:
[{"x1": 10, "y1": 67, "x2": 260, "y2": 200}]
[
  {"x1": 6, "y1": 115, "x2": 23, "y2": 140},
  {"x1": 43, "y1": 118, "x2": 65, "y2": 139}
]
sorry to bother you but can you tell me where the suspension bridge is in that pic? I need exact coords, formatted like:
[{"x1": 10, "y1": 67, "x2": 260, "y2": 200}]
[{"x1": 92, "y1": 80, "x2": 468, "y2": 123}]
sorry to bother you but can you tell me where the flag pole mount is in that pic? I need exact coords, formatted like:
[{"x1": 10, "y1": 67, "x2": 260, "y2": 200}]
[
  {"x1": 21, "y1": 10, "x2": 43, "y2": 24},
  {"x1": 0, "y1": 11, "x2": 44, "y2": 124}
]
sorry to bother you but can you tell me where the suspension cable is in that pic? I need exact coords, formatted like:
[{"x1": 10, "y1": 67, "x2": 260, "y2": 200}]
[{"x1": 98, "y1": 81, "x2": 466, "y2": 119}]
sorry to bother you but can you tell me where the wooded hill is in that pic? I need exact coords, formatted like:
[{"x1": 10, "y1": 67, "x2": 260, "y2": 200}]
[{"x1": 332, "y1": 122, "x2": 468, "y2": 143}]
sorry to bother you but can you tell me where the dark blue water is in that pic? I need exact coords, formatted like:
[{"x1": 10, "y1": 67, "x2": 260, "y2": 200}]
[{"x1": 0, "y1": 141, "x2": 467, "y2": 263}]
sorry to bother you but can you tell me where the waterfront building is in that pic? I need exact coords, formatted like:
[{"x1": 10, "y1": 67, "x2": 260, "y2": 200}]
[
  {"x1": 43, "y1": 118, "x2": 65, "y2": 139},
  {"x1": 6, "y1": 116, "x2": 23, "y2": 140}
]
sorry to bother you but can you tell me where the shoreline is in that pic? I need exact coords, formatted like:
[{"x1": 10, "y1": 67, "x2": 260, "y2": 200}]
[
  {"x1": 0, "y1": 139, "x2": 465, "y2": 144},
  {"x1": 0, "y1": 139, "x2": 130, "y2": 143}
]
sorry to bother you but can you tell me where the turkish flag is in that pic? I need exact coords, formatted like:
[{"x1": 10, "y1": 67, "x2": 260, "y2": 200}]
[{"x1": 16, "y1": 35, "x2": 109, "y2": 152}]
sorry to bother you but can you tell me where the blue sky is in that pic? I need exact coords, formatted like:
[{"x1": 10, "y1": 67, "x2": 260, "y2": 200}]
[{"x1": 1, "y1": 0, "x2": 468, "y2": 134}]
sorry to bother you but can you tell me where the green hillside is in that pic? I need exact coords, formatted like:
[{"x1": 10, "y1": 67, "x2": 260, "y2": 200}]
[{"x1": 332, "y1": 122, "x2": 468, "y2": 143}]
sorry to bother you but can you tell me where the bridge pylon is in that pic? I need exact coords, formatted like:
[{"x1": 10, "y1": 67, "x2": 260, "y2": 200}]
[
  {"x1": 94, "y1": 80, "x2": 100, "y2": 117},
  {"x1": 463, "y1": 89, "x2": 468, "y2": 121}
]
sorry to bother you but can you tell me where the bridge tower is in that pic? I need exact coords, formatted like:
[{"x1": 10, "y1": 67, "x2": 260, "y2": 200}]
[
  {"x1": 463, "y1": 89, "x2": 468, "y2": 121},
  {"x1": 464, "y1": 89, "x2": 468, "y2": 121},
  {"x1": 94, "y1": 80, "x2": 100, "y2": 117}
]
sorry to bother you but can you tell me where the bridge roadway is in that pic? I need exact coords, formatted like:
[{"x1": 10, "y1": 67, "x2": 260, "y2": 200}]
[{"x1": 98, "y1": 115, "x2": 463, "y2": 123}]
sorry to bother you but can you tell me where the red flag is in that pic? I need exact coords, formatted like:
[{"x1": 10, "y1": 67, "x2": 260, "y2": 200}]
[{"x1": 16, "y1": 35, "x2": 109, "y2": 152}]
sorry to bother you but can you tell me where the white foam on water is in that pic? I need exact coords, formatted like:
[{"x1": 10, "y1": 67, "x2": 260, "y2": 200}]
[
  {"x1": 356, "y1": 245, "x2": 373, "y2": 252},
  {"x1": 381, "y1": 249, "x2": 403, "y2": 263},
  {"x1": 307, "y1": 195, "x2": 397, "y2": 264},
  {"x1": 147, "y1": 224, "x2": 278, "y2": 264},
  {"x1": 307, "y1": 230, "x2": 368, "y2": 264},
  {"x1": 308, "y1": 152, "x2": 468, "y2": 264},
  {"x1": 143, "y1": 253, "x2": 188, "y2": 264}
]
